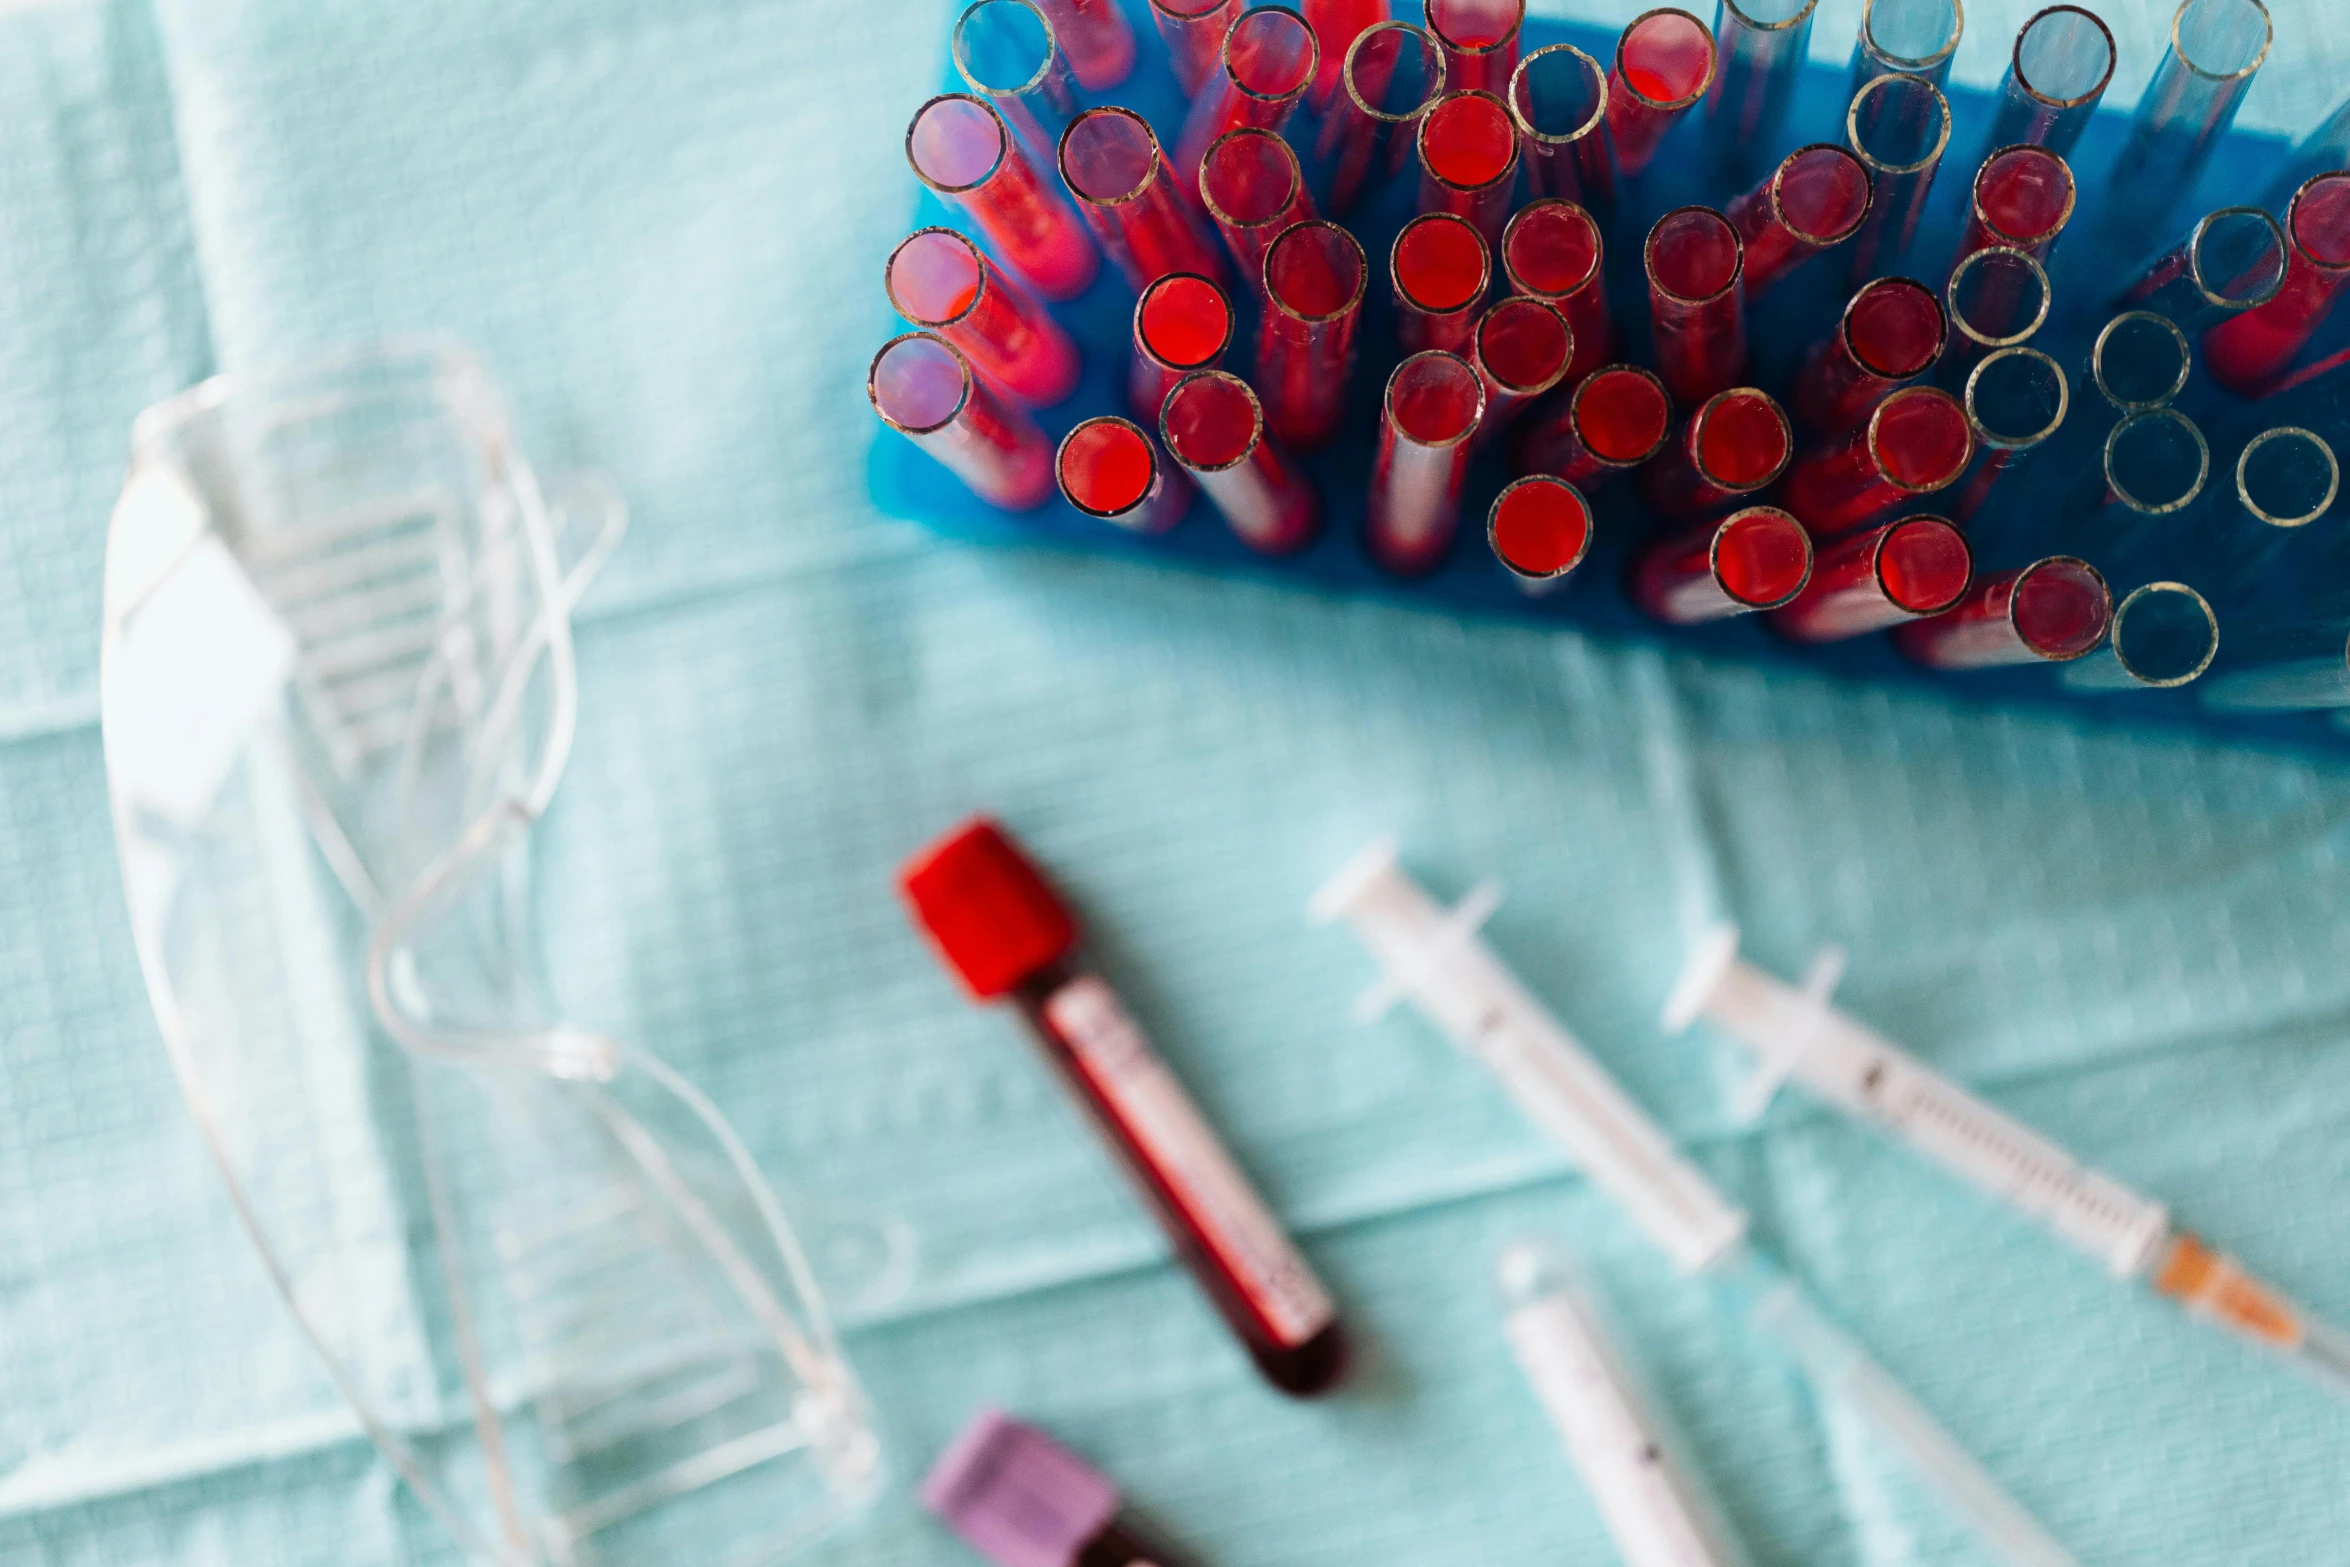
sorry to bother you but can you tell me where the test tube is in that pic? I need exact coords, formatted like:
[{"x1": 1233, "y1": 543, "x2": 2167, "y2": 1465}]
[
  {"x1": 1851, "y1": 0, "x2": 1963, "y2": 91},
  {"x1": 908, "y1": 94, "x2": 1099, "y2": 302},
  {"x1": 2116, "y1": 206, "x2": 2287, "y2": 335},
  {"x1": 1391, "y1": 211, "x2": 1492, "y2": 356},
  {"x1": 887, "y1": 227, "x2": 1084, "y2": 408},
  {"x1": 2205, "y1": 425, "x2": 2339, "y2": 593},
  {"x1": 1845, "y1": 71, "x2": 1952, "y2": 279},
  {"x1": 1057, "y1": 415, "x2": 1191, "y2": 532},
  {"x1": 1059, "y1": 107, "x2": 1227, "y2": 290},
  {"x1": 1646, "y1": 206, "x2": 1747, "y2": 405},
  {"x1": 1893, "y1": 556, "x2": 2110, "y2": 668},
  {"x1": 1472, "y1": 297, "x2": 1574, "y2": 430},
  {"x1": 1417, "y1": 90, "x2": 1523, "y2": 247},
  {"x1": 1941, "y1": 245, "x2": 2050, "y2": 381},
  {"x1": 1487, "y1": 476, "x2": 1595, "y2": 592},
  {"x1": 1793, "y1": 276, "x2": 1947, "y2": 434},
  {"x1": 1425, "y1": 0, "x2": 1525, "y2": 96},
  {"x1": 2106, "y1": 0, "x2": 2272, "y2": 223},
  {"x1": 1987, "y1": 5, "x2": 2115, "y2": 157},
  {"x1": 2201, "y1": 622, "x2": 2350, "y2": 711},
  {"x1": 1510, "y1": 44, "x2": 1613, "y2": 209},
  {"x1": 1175, "y1": 6, "x2": 1319, "y2": 192},
  {"x1": 1503, "y1": 201, "x2": 1616, "y2": 382},
  {"x1": 953, "y1": 0, "x2": 1079, "y2": 161},
  {"x1": 1369, "y1": 351, "x2": 1487, "y2": 575},
  {"x1": 2089, "y1": 408, "x2": 2210, "y2": 542},
  {"x1": 1771, "y1": 514, "x2": 1972, "y2": 640},
  {"x1": 1258, "y1": 219, "x2": 1368, "y2": 449},
  {"x1": 1034, "y1": 0, "x2": 1137, "y2": 90},
  {"x1": 1642, "y1": 387, "x2": 1793, "y2": 519},
  {"x1": 1129, "y1": 272, "x2": 1234, "y2": 422},
  {"x1": 2204, "y1": 173, "x2": 2350, "y2": 397},
  {"x1": 870, "y1": 332, "x2": 1056, "y2": 510},
  {"x1": 1632, "y1": 505, "x2": 1813, "y2": 622},
  {"x1": 1948, "y1": 345, "x2": 2067, "y2": 523},
  {"x1": 1152, "y1": 0, "x2": 1243, "y2": 95},
  {"x1": 1781, "y1": 385, "x2": 1973, "y2": 535},
  {"x1": 1199, "y1": 128, "x2": 1314, "y2": 279},
  {"x1": 1606, "y1": 9, "x2": 1717, "y2": 179},
  {"x1": 1707, "y1": 0, "x2": 1821, "y2": 159},
  {"x1": 1951, "y1": 144, "x2": 2074, "y2": 271},
  {"x1": 1513, "y1": 364, "x2": 1674, "y2": 488},
  {"x1": 1161, "y1": 369, "x2": 1321, "y2": 554},
  {"x1": 2060, "y1": 582, "x2": 2221, "y2": 691},
  {"x1": 1726, "y1": 144, "x2": 1874, "y2": 295},
  {"x1": 1300, "y1": 0, "x2": 1389, "y2": 107},
  {"x1": 1319, "y1": 22, "x2": 1447, "y2": 215},
  {"x1": 2090, "y1": 311, "x2": 2191, "y2": 413}
]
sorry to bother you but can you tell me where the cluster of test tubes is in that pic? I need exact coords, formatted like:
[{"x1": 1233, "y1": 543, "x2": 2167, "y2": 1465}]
[{"x1": 871, "y1": 0, "x2": 2350, "y2": 723}]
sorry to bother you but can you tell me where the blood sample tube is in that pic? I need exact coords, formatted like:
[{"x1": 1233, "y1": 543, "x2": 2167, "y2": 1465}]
[
  {"x1": 1425, "y1": 0, "x2": 1524, "y2": 95},
  {"x1": 1641, "y1": 387, "x2": 1793, "y2": 519},
  {"x1": 1794, "y1": 276, "x2": 1946, "y2": 434},
  {"x1": 2090, "y1": 311, "x2": 2191, "y2": 413},
  {"x1": 1369, "y1": 351, "x2": 1486, "y2": 575},
  {"x1": 1851, "y1": 0, "x2": 1962, "y2": 92},
  {"x1": 1258, "y1": 219, "x2": 1368, "y2": 449},
  {"x1": 908, "y1": 94, "x2": 1099, "y2": 302},
  {"x1": 1770, "y1": 514, "x2": 1972, "y2": 641},
  {"x1": 1630, "y1": 505, "x2": 1813, "y2": 623},
  {"x1": 1707, "y1": 0, "x2": 1820, "y2": 161},
  {"x1": 1059, "y1": 107, "x2": 1227, "y2": 290},
  {"x1": 899, "y1": 820, "x2": 1348, "y2": 1395},
  {"x1": 887, "y1": 227, "x2": 1083, "y2": 408},
  {"x1": 1301, "y1": 0, "x2": 1388, "y2": 107},
  {"x1": 1152, "y1": 0, "x2": 1244, "y2": 95},
  {"x1": 2118, "y1": 206, "x2": 2288, "y2": 334},
  {"x1": 1987, "y1": 5, "x2": 2114, "y2": 157},
  {"x1": 1606, "y1": 9, "x2": 1716, "y2": 179},
  {"x1": 1199, "y1": 128, "x2": 1314, "y2": 279},
  {"x1": 1781, "y1": 385, "x2": 1973, "y2": 536},
  {"x1": 1948, "y1": 345, "x2": 2068, "y2": 524},
  {"x1": 1952, "y1": 144, "x2": 2075, "y2": 271},
  {"x1": 2060, "y1": 582, "x2": 2220, "y2": 693},
  {"x1": 923, "y1": 1410, "x2": 1197, "y2": 1567},
  {"x1": 1514, "y1": 363, "x2": 1673, "y2": 488},
  {"x1": 1035, "y1": 0, "x2": 1136, "y2": 89},
  {"x1": 2107, "y1": 0, "x2": 2272, "y2": 225},
  {"x1": 870, "y1": 331, "x2": 1056, "y2": 510},
  {"x1": 1726, "y1": 144, "x2": 1874, "y2": 295},
  {"x1": 2205, "y1": 173, "x2": 2350, "y2": 397},
  {"x1": 1509, "y1": 43, "x2": 1611, "y2": 208},
  {"x1": 1129, "y1": 272, "x2": 1234, "y2": 423},
  {"x1": 1893, "y1": 556, "x2": 2110, "y2": 669},
  {"x1": 1645, "y1": 206, "x2": 1746, "y2": 405},
  {"x1": 1161, "y1": 368, "x2": 1321, "y2": 553},
  {"x1": 953, "y1": 0, "x2": 1079, "y2": 162},
  {"x1": 1319, "y1": 21, "x2": 1447, "y2": 215},
  {"x1": 1174, "y1": 6, "x2": 1318, "y2": 193},
  {"x1": 1488, "y1": 475, "x2": 1595, "y2": 592},
  {"x1": 1416, "y1": 90, "x2": 1521, "y2": 247},
  {"x1": 1503, "y1": 200, "x2": 1615, "y2": 382},
  {"x1": 1845, "y1": 70, "x2": 1951, "y2": 280},
  {"x1": 1057, "y1": 415, "x2": 1191, "y2": 533},
  {"x1": 1391, "y1": 211, "x2": 1492, "y2": 356},
  {"x1": 1472, "y1": 297, "x2": 1573, "y2": 432}
]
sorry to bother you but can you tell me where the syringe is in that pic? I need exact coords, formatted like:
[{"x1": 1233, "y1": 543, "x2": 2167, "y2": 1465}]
[{"x1": 1665, "y1": 924, "x2": 2350, "y2": 1398}]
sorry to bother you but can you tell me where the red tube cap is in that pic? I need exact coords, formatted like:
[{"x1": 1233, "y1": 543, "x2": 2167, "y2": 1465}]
[{"x1": 899, "y1": 818, "x2": 1078, "y2": 1000}]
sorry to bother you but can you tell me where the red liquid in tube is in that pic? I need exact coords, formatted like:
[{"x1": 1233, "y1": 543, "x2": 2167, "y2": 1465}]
[{"x1": 1513, "y1": 363, "x2": 1672, "y2": 487}]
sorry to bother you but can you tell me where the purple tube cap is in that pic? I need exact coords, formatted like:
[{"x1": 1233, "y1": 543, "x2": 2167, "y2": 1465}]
[{"x1": 920, "y1": 1408, "x2": 1121, "y2": 1567}]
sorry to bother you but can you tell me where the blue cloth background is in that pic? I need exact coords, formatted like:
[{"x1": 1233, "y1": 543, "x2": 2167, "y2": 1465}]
[{"x1": 3, "y1": 0, "x2": 2349, "y2": 1562}]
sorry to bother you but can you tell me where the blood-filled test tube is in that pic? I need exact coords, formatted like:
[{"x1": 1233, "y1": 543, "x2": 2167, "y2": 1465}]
[
  {"x1": 2205, "y1": 173, "x2": 2350, "y2": 397},
  {"x1": 1631, "y1": 505, "x2": 1813, "y2": 623},
  {"x1": 1488, "y1": 475, "x2": 1595, "y2": 593},
  {"x1": 1941, "y1": 245, "x2": 2049, "y2": 382},
  {"x1": 923, "y1": 1411, "x2": 1197, "y2": 1567},
  {"x1": 1425, "y1": 0, "x2": 1524, "y2": 96},
  {"x1": 1417, "y1": 90, "x2": 1522, "y2": 247},
  {"x1": 1606, "y1": 9, "x2": 1716, "y2": 179},
  {"x1": 1034, "y1": 0, "x2": 1137, "y2": 90},
  {"x1": 1727, "y1": 144, "x2": 1874, "y2": 295},
  {"x1": 2107, "y1": 0, "x2": 2272, "y2": 224},
  {"x1": 2060, "y1": 582, "x2": 2220, "y2": 692},
  {"x1": 1502, "y1": 200, "x2": 1615, "y2": 382},
  {"x1": 1953, "y1": 145, "x2": 2074, "y2": 271},
  {"x1": 1513, "y1": 363, "x2": 1673, "y2": 488},
  {"x1": 1174, "y1": 6, "x2": 1318, "y2": 193},
  {"x1": 1258, "y1": 219, "x2": 1368, "y2": 449},
  {"x1": 1707, "y1": 0, "x2": 1820, "y2": 161},
  {"x1": 1509, "y1": 44, "x2": 1611, "y2": 209},
  {"x1": 1319, "y1": 22, "x2": 1447, "y2": 215},
  {"x1": 953, "y1": 0, "x2": 1079, "y2": 162},
  {"x1": 1794, "y1": 276, "x2": 1946, "y2": 434},
  {"x1": 1852, "y1": 0, "x2": 1962, "y2": 91},
  {"x1": 2090, "y1": 311, "x2": 2191, "y2": 413},
  {"x1": 1391, "y1": 211, "x2": 1492, "y2": 355},
  {"x1": 1645, "y1": 207, "x2": 1747, "y2": 406},
  {"x1": 908, "y1": 94, "x2": 1099, "y2": 302},
  {"x1": 1771, "y1": 514, "x2": 1971, "y2": 641},
  {"x1": 1161, "y1": 369, "x2": 1320, "y2": 553},
  {"x1": 1130, "y1": 272, "x2": 1234, "y2": 422},
  {"x1": 1060, "y1": 107, "x2": 1227, "y2": 290},
  {"x1": 871, "y1": 331, "x2": 1056, "y2": 510},
  {"x1": 1987, "y1": 6, "x2": 2115, "y2": 157},
  {"x1": 1369, "y1": 351, "x2": 1487, "y2": 575},
  {"x1": 1153, "y1": 0, "x2": 1244, "y2": 95},
  {"x1": 2118, "y1": 206, "x2": 2287, "y2": 334},
  {"x1": 1893, "y1": 556, "x2": 2110, "y2": 668},
  {"x1": 1948, "y1": 344, "x2": 2067, "y2": 523},
  {"x1": 1782, "y1": 385, "x2": 1974, "y2": 536},
  {"x1": 1058, "y1": 415, "x2": 1191, "y2": 533},
  {"x1": 1199, "y1": 128, "x2": 1314, "y2": 280},
  {"x1": 1472, "y1": 296, "x2": 1573, "y2": 431},
  {"x1": 888, "y1": 227, "x2": 1083, "y2": 408},
  {"x1": 1642, "y1": 387, "x2": 1793, "y2": 519},
  {"x1": 1846, "y1": 71, "x2": 1952, "y2": 279},
  {"x1": 900, "y1": 820, "x2": 1348, "y2": 1396},
  {"x1": 1301, "y1": 0, "x2": 1388, "y2": 107}
]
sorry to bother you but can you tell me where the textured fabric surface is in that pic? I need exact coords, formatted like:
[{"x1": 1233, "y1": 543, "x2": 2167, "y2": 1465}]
[{"x1": 4, "y1": 0, "x2": 2350, "y2": 1563}]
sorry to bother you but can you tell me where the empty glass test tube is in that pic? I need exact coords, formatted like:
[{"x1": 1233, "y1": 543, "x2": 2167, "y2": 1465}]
[
  {"x1": 2205, "y1": 173, "x2": 2350, "y2": 396},
  {"x1": 1472, "y1": 297, "x2": 1574, "y2": 430},
  {"x1": 1851, "y1": 0, "x2": 1963, "y2": 91},
  {"x1": 1510, "y1": 44, "x2": 1612, "y2": 208},
  {"x1": 1632, "y1": 505, "x2": 1814, "y2": 622},
  {"x1": 1129, "y1": 272, "x2": 1234, "y2": 421},
  {"x1": 2060, "y1": 581, "x2": 2220, "y2": 691},
  {"x1": 1771, "y1": 514, "x2": 1972, "y2": 640},
  {"x1": 1987, "y1": 5, "x2": 2115, "y2": 157},
  {"x1": 2076, "y1": 408, "x2": 2210, "y2": 552},
  {"x1": 1058, "y1": 415, "x2": 1190, "y2": 532},
  {"x1": 1060, "y1": 108, "x2": 1227, "y2": 289},
  {"x1": 908, "y1": 94, "x2": 1099, "y2": 301},
  {"x1": 2118, "y1": 206, "x2": 2287, "y2": 335},
  {"x1": 1948, "y1": 344, "x2": 2067, "y2": 523},
  {"x1": 1781, "y1": 385, "x2": 1974, "y2": 535},
  {"x1": 1152, "y1": 0, "x2": 1244, "y2": 95},
  {"x1": 954, "y1": 0, "x2": 1079, "y2": 161},
  {"x1": 1606, "y1": 9, "x2": 1717, "y2": 179},
  {"x1": 1795, "y1": 276, "x2": 1947, "y2": 433},
  {"x1": 1488, "y1": 476, "x2": 1595, "y2": 591},
  {"x1": 2202, "y1": 424, "x2": 2340, "y2": 596},
  {"x1": 871, "y1": 331, "x2": 1056, "y2": 510},
  {"x1": 1161, "y1": 369, "x2": 1321, "y2": 553},
  {"x1": 1642, "y1": 387, "x2": 1793, "y2": 519},
  {"x1": 1034, "y1": 0, "x2": 1136, "y2": 89},
  {"x1": 1846, "y1": 71, "x2": 1952, "y2": 279},
  {"x1": 1259, "y1": 219, "x2": 1368, "y2": 448},
  {"x1": 1894, "y1": 555, "x2": 2110, "y2": 668},
  {"x1": 887, "y1": 227, "x2": 1083, "y2": 407},
  {"x1": 1301, "y1": 0, "x2": 1389, "y2": 107},
  {"x1": 1514, "y1": 364, "x2": 1674, "y2": 488},
  {"x1": 1503, "y1": 200, "x2": 1615, "y2": 381},
  {"x1": 1952, "y1": 144, "x2": 2074, "y2": 271},
  {"x1": 1199, "y1": 128, "x2": 1314, "y2": 279},
  {"x1": 1417, "y1": 90, "x2": 1523, "y2": 246},
  {"x1": 2089, "y1": 311, "x2": 2191, "y2": 413},
  {"x1": 1425, "y1": 0, "x2": 1525, "y2": 95},
  {"x1": 1647, "y1": 206, "x2": 1748, "y2": 404},
  {"x1": 1370, "y1": 351, "x2": 1487, "y2": 574},
  {"x1": 1940, "y1": 245, "x2": 2050, "y2": 382},
  {"x1": 1392, "y1": 211, "x2": 1492, "y2": 355},
  {"x1": 1727, "y1": 144, "x2": 1874, "y2": 295},
  {"x1": 1319, "y1": 21, "x2": 1446, "y2": 214},
  {"x1": 1175, "y1": 7, "x2": 1318, "y2": 191},
  {"x1": 2106, "y1": 0, "x2": 2272, "y2": 225},
  {"x1": 1707, "y1": 0, "x2": 1821, "y2": 161}
]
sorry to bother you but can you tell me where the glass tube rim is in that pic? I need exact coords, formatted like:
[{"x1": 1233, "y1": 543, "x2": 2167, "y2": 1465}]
[
  {"x1": 1198, "y1": 127, "x2": 1304, "y2": 231},
  {"x1": 1846, "y1": 71, "x2": 1951, "y2": 175},
  {"x1": 1946, "y1": 245, "x2": 2050, "y2": 347},
  {"x1": 1859, "y1": 0, "x2": 1964, "y2": 74},
  {"x1": 1721, "y1": 0, "x2": 1822, "y2": 33},
  {"x1": 868, "y1": 330, "x2": 974, "y2": 435},
  {"x1": 2007, "y1": 5, "x2": 2116, "y2": 110},
  {"x1": 1344, "y1": 21, "x2": 1448, "y2": 125},
  {"x1": 1509, "y1": 42, "x2": 1609, "y2": 147},
  {"x1": 1160, "y1": 368, "x2": 1266, "y2": 473},
  {"x1": 2091, "y1": 309, "x2": 2191, "y2": 410},
  {"x1": 1220, "y1": 5, "x2": 1319, "y2": 106},
  {"x1": 1152, "y1": 0, "x2": 1230, "y2": 18},
  {"x1": 1874, "y1": 513, "x2": 1973, "y2": 615},
  {"x1": 1488, "y1": 474, "x2": 1594, "y2": 581},
  {"x1": 1866, "y1": 385, "x2": 1972, "y2": 492},
  {"x1": 1841, "y1": 275, "x2": 1948, "y2": 378},
  {"x1": 1426, "y1": 0, "x2": 1527, "y2": 59},
  {"x1": 886, "y1": 227, "x2": 991, "y2": 330},
  {"x1": 1771, "y1": 143, "x2": 1875, "y2": 245},
  {"x1": 2103, "y1": 408, "x2": 2209, "y2": 515},
  {"x1": 2288, "y1": 173, "x2": 2350, "y2": 273},
  {"x1": 1391, "y1": 211, "x2": 1492, "y2": 314},
  {"x1": 2009, "y1": 555, "x2": 2109, "y2": 661},
  {"x1": 1691, "y1": 388, "x2": 1791, "y2": 490},
  {"x1": 906, "y1": 94, "x2": 1012, "y2": 196},
  {"x1": 1056, "y1": 415, "x2": 1163, "y2": 518},
  {"x1": 1572, "y1": 364, "x2": 1674, "y2": 466},
  {"x1": 2236, "y1": 425, "x2": 2340, "y2": 527},
  {"x1": 1963, "y1": 345, "x2": 2067, "y2": 449},
  {"x1": 1263, "y1": 220, "x2": 1370, "y2": 324},
  {"x1": 1135, "y1": 271, "x2": 1235, "y2": 371},
  {"x1": 2186, "y1": 205, "x2": 2288, "y2": 308},
  {"x1": 1645, "y1": 205, "x2": 1744, "y2": 305},
  {"x1": 2110, "y1": 581, "x2": 2220, "y2": 686},
  {"x1": 1418, "y1": 89, "x2": 1521, "y2": 193},
  {"x1": 1477, "y1": 297, "x2": 1573, "y2": 396},
  {"x1": 2169, "y1": 0, "x2": 2272, "y2": 84},
  {"x1": 1384, "y1": 349, "x2": 1488, "y2": 449},
  {"x1": 1057, "y1": 106, "x2": 1169, "y2": 207},
  {"x1": 1616, "y1": 8, "x2": 1718, "y2": 112},
  {"x1": 1711, "y1": 506, "x2": 1813, "y2": 608},
  {"x1": 1971, "y1": 143, "x2": 2075, "y2": 244},
  {"x1": 1502, "y1": 199, "x2": 1604, "y2": 299},
  {"x1": 952, "y1": 0, "x2": 1063, "y2": 103}
]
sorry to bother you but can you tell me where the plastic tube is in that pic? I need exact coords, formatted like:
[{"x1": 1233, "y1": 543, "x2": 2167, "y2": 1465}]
[
  {"x1": 1129, "y1": 272, "x2": 1234, "y2": 422},
  {"x1": 1987, "y1": 5, "x2": 2115, "y2": 157},
  {"x1": 2090, "y1": 311, "x2": 2191, "y2": 412},
  {"x1": 1199, "y1": 128, "x2": 1314, "y2": 279},
  {"x1": 887, "y1": 227, "x2": 1083, "y2": 407},
  {"x1": 1259, "y1": 220, "x2": 1368, "y2": 449},
  {"x1": 953, "y1": 0, "x2": 1079, "y2": 160},
  {"x1": 1425, "y1": 0, "x2": 1525, "y2": 95},
  {"x1": 2205, "y1": 174, "x2": 2350, "y2": 396},
  {"x1": 1033, "y1": 0, "x2": 1136, "y2": 90},
  {"x1": 1606, "y1": 9, "x2": 1716, "y2": 179},
  {"x1": 1513, "y1": 364, "x2": 1674, "y2": 488},
  {"x1": 1174, "y1": 7, "x2": 1318, "y2": 192},
  {"x1": 1151, "y1": 0, "x2": 1243, "y2": 96},
  {"x1": 1502, "y1": 200, "x2": 1615, "y2": 381},
  {"x1": 1161, "y1": 368, "x2": 1321, "y2": 553},
  {"x1": 2117, "y1": 207, "x2": 2287, "y2": 335},
  {"x1": 1642, "y1": 387, "x2": 1793, "y2": 518},
  {"x1": 1727, "y1": 144, "x2": 1873, "y2": 295},
  {"x1": 1771, "y1": 515, "x2": 1972, "y2": 640},
  {"x1": 2201, "y1": 624, "x2": 2350, "y2": 711},
  {"x1": 1391, "y1": 211, "x2": 1492, "y2": 356},
  {"x1": 1851, "y1": 0, "x2": 1962, "y2": 91},
  {"x1": 1952, "y1": 144, "x2": 2074, "y2": 271},
  {"x1": 1319, "y1": 21, "x2": 1447, "y2": 215},
  {"x1": 1510, "y1": 44, "x2": 1612, "y2": 209},
  {"x1": 908, "y1": 94, "x2": 1099, "y2": 301},
  {"x1": 871, "y1": 331, "x2": 1056, "y2": 510},
  {"x1": 1417, "y1": 90, "x2": 1522, "y2": 247},
  {"x1": 1894, "y1": 556, "x2": 2110, "y2": 668},
  {"x1": 1707, "y1": 0, "x2": 1820, "y2": 160},
  {"x1": 1947, "y1": 345, "x2": 2067, "y2": 523},
  {"x1": 1058, "y1": 415, "x2": 1189, "y2": 532},
  {"x1": 1794, "y1": 276, "x2": 1946, "y2": 433},
  {"x1": 1301, "y1": 0, "x2": 1388, "y2": 107},
  {"x1": 1059, "y1": 107, "x2": 1227, "y2": 290},
  {"x1": 2060, "y1": 582, "x2": 2221, "y2": 690},
  {"x1": 1632, "y1": 506, "x2": 1813, "y2": 622},
  {"x1": 1781, "y1": 385, "x2": 1973, "y2": 535},
  {"x1": 1487, "y1": 476, "x2": 1595, "y2": 591},
  {"x1": 1472, "y1": 297, "x2": 1573, "y2": 430},
  {"x1": 1370, "y1": 351, "x2": 1487, "y2": 575},
  {"x1": 1646, "y1": 206, "x2": 1747, "y2": 405},
  {"x1": 2107, "y1": 0, "x2": 2272, "y2": 224},
  {"x1": 1845, "y1": 71, "x2": 1952, "y2": 279},
  {"x1": 1941, "y1": 245, "x2": 2049, "y2": 381}
]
